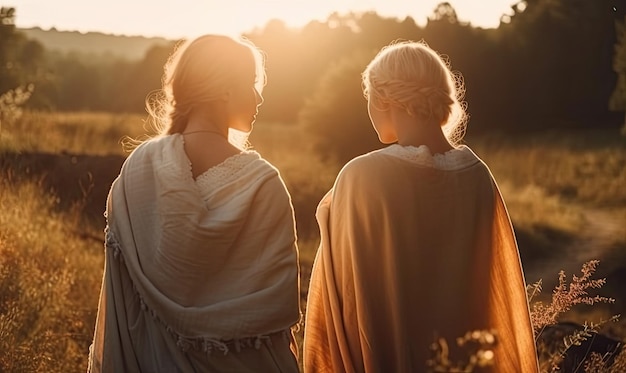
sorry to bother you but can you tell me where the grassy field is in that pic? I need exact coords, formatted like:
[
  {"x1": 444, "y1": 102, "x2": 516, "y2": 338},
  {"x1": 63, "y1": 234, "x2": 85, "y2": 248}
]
[{"x1": 1, "y1": 111, "x2": 625, "y2": 371}]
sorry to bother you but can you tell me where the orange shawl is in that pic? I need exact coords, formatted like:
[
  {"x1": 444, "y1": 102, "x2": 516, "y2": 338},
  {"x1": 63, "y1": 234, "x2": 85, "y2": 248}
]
[{"x1": 303, "y1": 145, "x2": 538, "y2": 372}]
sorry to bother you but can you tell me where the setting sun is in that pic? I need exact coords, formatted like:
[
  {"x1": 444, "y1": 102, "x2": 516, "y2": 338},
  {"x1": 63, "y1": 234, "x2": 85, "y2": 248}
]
[
  {"x1": 3, "y1": 0, "x2": 624, "y2": 371},
  {"x1": 13, "y1": 0, "x2": 518, "y2": 38}
]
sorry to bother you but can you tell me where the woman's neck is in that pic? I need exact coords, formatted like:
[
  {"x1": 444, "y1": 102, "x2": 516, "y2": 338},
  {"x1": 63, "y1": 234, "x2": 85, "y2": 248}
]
[
  {"x1": 184, "y1": 109, "x2": 229, "y2": 139},
  {"x1": 392, "y1": 111, "x2": 454, "y2": 155}
]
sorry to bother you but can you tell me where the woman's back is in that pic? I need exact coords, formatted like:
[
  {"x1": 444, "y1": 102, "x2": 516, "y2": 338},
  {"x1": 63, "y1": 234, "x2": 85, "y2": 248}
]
[
  {"x1": 88, "y1": 34, "x2": 301, "y2": 373},
  {"x1": 304, "y1": 38, "x2": 538, "y2": 373},
  {"x1": 304, "y1": 145, "x2": 538, "y2": 372}
]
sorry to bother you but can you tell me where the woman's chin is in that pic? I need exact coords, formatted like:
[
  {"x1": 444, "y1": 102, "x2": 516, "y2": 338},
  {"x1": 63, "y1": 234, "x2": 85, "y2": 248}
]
[
  {"x1": 378, "y1": 135, "x2": 397, "y2": 145},
  {"x1": 231, "y1": 123, "x2": 253, "y2": 134}
]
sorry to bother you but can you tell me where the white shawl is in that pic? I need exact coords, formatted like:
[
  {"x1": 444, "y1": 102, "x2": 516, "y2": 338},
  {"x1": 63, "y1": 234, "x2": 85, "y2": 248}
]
[{"x1": 88, "y1": 134, "x2": 301, "y2": 371}]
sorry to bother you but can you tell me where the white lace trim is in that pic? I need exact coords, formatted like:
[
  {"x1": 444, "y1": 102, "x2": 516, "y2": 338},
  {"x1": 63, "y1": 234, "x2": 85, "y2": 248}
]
[
  {"x1": 381, "y1": 144, "x2": 478, "y2": 170},
  {"x1": 194, "y1": 152, "x2": 260, "y2": 191},
  {"x1": 176, "y1": 134, "x2": 260, "y2": 191}
]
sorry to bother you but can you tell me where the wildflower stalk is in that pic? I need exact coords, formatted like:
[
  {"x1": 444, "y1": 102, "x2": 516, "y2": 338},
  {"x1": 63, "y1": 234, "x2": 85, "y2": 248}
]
[{"x1": 530, "y1": 260, "x2": 615, "y2": 341}]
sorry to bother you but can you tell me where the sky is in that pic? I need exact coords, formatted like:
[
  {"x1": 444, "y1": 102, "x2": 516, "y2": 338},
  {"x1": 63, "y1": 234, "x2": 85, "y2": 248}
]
[{"x1": 11, "y1": 0, "x2": 519, "y2": 39}]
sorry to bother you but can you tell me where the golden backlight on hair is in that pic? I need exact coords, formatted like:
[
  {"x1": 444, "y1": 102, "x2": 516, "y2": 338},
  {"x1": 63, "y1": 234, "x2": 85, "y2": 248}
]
[
  {"x1": 139, "y1": 34, "x2": 266, "y2": 149},
  {"x1": 362, "y1": 39, "x2": 467, "y2": 145}
]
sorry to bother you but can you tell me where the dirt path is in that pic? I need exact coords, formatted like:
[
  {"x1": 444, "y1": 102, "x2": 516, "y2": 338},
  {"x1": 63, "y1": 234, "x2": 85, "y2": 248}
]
[{"x1": 525, "y1": 208, "x2": 625, "y2": 291}]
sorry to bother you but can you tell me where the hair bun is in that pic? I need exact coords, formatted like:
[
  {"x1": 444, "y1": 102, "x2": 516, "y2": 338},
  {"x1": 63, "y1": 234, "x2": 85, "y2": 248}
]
[{"x1": 362, "y1": 40, "x2": 468, "y2": 144}]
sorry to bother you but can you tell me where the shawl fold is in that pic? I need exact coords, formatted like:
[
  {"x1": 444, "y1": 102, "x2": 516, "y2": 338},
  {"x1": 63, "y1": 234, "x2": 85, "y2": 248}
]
[
  {"x1": 88, "y1": 134, "x2": 301, "y2": 372},
  {"x1": 303, "y1": 145, "x2": 539, "y2": 373}
]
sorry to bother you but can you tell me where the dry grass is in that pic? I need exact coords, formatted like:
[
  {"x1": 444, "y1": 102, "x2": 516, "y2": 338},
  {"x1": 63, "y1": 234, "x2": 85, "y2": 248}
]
[
  {"x1": 0, "y1": 180, "x2": 103, "y2": 372},
  {"x1": 468, "y1": 131, "x2": 626, "y2": 283},
  {"x1": 529, "y1": 260, "x2": 624, "y2": 372},
  {"x1": 467, "y1": 130, "x2": 626, "y2": 208},
  {"x1": 427, "y1": 260, "x2": 625, "y2": 372},
  {"x1": 529, "y1": 261, "x2": 616, "y2": 336},
  {"x1": 467, "y1": 129, "x2": 625, "y2": 250},
  {"x1": 0, "y1": 110, "x2": 150, "y2": 156},
  {"x1": 584, "y1": 350, "x2": 626, "y2": 372},
  {"x1": 1, "y1": 111, "x2": 625, "y2": 371}
]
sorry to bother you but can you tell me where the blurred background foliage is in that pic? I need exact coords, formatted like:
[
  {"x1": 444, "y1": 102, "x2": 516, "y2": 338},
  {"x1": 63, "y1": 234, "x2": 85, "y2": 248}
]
[
  {"x1": 2, "y1": 1, "x2": 626, "y2": 161},
  {"x1": 2, "y1": 3, "x2": 626, "y2": 370}
]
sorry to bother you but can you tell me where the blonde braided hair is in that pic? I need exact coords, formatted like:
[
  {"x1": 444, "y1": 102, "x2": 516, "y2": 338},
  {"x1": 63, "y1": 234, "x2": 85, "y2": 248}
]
[{"x1": 362, "y1": 40, "x2": 467, "y2": 145}]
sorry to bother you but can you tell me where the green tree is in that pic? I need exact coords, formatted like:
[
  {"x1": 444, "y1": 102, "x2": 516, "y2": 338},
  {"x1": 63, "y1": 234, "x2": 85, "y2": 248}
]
[
  {"x1": 429, "y1": 2, "x2": 459, "y2": 24},
  {"x1": 610, "y1": 15, "x2": 626, "y2": 128},
  {"x1": 499, "y1": 0, "x2": 620, "y2": 129},
  {"x1": 299, "y1": 51, "x2": 380, "y2": 164},
  {"x1": 353, "y1": 11, "x2": 422, "y2": 52},
  {"x1": 0, "y1": 7, "x2": 45, "y2": 105},
  {"x1": 54, "y1": 55, "x2": 103, "y2": 110},
  {"x1": 0, "y1": 7, "x2": 20, "y2": 94},
  {"x1": 115, "y1": 43, "x2": 174, "y2": 112},
  {"x1": 248, "y1": 16, "x2": 361, "y2": 123}
]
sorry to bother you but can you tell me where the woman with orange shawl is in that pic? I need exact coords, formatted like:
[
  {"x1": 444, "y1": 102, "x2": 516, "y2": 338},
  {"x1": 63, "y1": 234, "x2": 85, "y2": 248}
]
[{"x1": 303, "y1": 40, "x2": 539, "y2": 372}]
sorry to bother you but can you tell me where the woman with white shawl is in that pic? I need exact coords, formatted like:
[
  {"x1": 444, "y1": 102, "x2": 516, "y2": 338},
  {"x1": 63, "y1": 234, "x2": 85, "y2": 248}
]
[
  {"x1": 303, "y1": 41, "x2": 540, "y2": 372},
  {"x1": 88, "y1": 35, "x2": 301, "y2": 372}
]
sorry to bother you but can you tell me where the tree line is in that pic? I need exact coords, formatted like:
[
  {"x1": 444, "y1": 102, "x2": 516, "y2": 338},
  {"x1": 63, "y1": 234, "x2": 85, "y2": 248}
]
[{"x1": 2, "y1": 1, "x2": 625, "y2": 141}]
